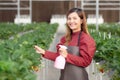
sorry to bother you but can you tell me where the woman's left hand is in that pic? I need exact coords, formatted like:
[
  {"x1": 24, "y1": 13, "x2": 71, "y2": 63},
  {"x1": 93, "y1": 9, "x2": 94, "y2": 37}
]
[{"x1": 59, "y1": 47, "x2": 68, "y2": 58}]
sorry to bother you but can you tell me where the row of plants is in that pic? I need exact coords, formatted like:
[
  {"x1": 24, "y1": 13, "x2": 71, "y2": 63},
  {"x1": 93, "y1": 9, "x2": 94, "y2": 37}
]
[
  {"x1": 89, "y1": 23, "x2": 120, "y2": 80},
  {"x1": 0, "y1": 22, "x2": 41, "y2": 40},
  {"x1": 0, "y1": 22, "x2": 119, "y2": 80},
  {"x1": 88, "y1": 23, "x2": 120, "y2": 36},
  {"x1": 0, "y1": 22, "x2": 58, "y2": 80}
]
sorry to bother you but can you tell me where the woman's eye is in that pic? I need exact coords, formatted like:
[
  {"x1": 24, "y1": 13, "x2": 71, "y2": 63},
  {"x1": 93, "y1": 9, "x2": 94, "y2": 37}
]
[
  {"x1": 67, "y1": 17, "x2": 71, "y2": 20},
  {"x1": 73, "y1": 17, "x2": 77, "y2": 20}
]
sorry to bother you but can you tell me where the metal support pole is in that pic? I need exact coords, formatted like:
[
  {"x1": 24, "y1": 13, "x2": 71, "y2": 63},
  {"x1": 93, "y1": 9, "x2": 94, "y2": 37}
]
[
  {"x1": 74, "y1": 0, "x2": 77, "y2": 8},
  {"x1": 81, "y1": 0, "x2": 84, "y2": 10},
  {"x1": 30, "y1": 0, "x2": 32, "y2": 23},
  {"x1": 17, "y1": 0, "x2": 20, "y2": 23},
  {"x1": 96, "y1": 0, "x2": 99, "y2": 31},
  {"x1": 119, "y1": 1, "x2": 120, "y2": 23}
]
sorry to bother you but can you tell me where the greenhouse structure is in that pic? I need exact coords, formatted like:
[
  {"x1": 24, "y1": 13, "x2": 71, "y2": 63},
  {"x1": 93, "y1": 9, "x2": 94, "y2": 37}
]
[{"x1": 0, "y1": 0, "x2": 120, "y2": 80}]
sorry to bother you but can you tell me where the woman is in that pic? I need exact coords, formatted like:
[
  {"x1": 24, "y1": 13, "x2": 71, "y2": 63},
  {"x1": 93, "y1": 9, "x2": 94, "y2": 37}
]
[{"x1": 34, "y1": 8, "x2": 96, "y2": 80}]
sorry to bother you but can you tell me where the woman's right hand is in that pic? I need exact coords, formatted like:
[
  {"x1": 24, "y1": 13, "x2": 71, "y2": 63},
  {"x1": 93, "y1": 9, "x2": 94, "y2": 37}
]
[{"x1": 34, "y1": 45, "x2": 45, "y2": 55}]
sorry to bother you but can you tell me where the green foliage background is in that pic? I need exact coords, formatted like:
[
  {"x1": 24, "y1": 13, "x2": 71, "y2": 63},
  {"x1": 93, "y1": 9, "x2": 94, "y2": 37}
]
[
  {"x1": 0, "y1": 22, "x2": 58, "y2": 80},
  {"x1": 0, "y1": 22, "x2": 120, "y2": 80},
  {"x1": 89, "y1": 23, "x2": 120, "y2": 80}
]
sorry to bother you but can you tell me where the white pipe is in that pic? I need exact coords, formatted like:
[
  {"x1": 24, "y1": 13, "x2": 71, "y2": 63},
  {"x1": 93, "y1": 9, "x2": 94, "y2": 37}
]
[
  {"x1": 17, "y1": 0, "x2": 20, "y2": 24},
  {"x1": 30, "y1": 0, "x2": 32, "y2": 23},
  {"x1": 96, "y1": 0, "x2": 99, "y2": 31}
]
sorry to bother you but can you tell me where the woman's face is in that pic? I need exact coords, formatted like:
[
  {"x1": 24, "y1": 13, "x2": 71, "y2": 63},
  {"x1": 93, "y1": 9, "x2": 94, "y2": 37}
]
[{"x1": 67, "y1": 12, "x2": 82, "y2": 32}]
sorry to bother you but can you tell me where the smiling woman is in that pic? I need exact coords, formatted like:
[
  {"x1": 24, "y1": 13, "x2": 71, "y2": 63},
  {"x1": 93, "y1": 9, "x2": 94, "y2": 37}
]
[
  {"x1": 34, "y1": 8, "x2": 96, "y2": 80},
  {"x1": 67, "y1": 12, "x2": 81, "y2": 32}
]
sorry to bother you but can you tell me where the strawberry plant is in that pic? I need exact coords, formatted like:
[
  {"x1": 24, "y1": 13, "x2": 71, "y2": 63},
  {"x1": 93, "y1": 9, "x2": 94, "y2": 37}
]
[
  {"x1": 89, "y1": 25, "x2": 120, "y2": 80},
  {"x1": 0, "y1": 22, "x2": 58, "y2": 80}
]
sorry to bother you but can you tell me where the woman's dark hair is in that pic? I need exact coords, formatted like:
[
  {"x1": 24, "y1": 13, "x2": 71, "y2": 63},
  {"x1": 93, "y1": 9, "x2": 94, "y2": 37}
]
[{"x1": 67, "y1": 8, "x2": 83, "y2": 18}]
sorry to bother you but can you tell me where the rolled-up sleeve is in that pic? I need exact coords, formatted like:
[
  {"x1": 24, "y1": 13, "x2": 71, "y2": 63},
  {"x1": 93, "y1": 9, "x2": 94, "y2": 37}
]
[{"x1": 43, "y1": 36, "x2": 66, "y2": 61}]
